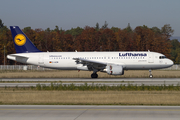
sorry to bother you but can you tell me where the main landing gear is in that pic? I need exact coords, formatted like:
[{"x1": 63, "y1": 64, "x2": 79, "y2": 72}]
[
  {"x1": 149, "y1": 69, "x2": 153, "y2": 78},
  {"x1": 91, "y1": 73, "x2": 98, "y2": 78}
]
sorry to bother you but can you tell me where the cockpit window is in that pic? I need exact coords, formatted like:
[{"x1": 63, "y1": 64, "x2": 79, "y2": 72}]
[{"x1": 159, "y1": 56, "x2": 167, "y2": 59}]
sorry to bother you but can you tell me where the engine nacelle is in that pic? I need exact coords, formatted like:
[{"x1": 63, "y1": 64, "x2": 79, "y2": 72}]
[
  {"x1": 77, "y1": 65, "x2": 88, "y2": 71},
  {"x1": 106, "y1": 65, "x2": 124, "y2": 75}
]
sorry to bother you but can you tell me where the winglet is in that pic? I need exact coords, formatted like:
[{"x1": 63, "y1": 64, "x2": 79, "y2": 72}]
[{"x1": 10, "y1": 26, "x2": 41, "y2": 53}]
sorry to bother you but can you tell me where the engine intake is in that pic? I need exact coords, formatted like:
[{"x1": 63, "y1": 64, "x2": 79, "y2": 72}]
[{"x1": 106, "y1": 65, "x2": 124, "y2": 75}]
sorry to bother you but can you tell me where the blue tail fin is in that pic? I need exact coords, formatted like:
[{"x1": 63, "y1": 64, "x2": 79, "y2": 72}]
[{"x1": 10, "y1": 26, "x2": 41, "y2": 53}]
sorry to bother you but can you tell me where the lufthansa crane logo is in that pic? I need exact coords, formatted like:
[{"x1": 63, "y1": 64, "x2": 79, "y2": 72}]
[{"x1": 14, "y1": 34, "x2": 26, "y2": 46}]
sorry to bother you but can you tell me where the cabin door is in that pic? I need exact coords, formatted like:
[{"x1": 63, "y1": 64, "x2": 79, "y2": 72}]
[
  {"x1": 148, "y1": 53, "x2": 154, "y2": 63},
  {"x1": 38, "y1": 54, "x2": 44, "y2": 65}
]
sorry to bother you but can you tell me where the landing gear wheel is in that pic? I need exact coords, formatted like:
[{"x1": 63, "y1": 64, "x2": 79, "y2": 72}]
[
  {"x1": 149, "y1": 69, "x2": 153, "y2": 78},
  {"x1": 91, "y1": 73, "x2": 98, "y2": 78},
  {"x1": 149, "y1": 74, "x2": 153, "y2": 78}
]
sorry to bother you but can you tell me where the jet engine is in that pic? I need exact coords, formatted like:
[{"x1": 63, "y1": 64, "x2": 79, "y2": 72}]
[{"x1": 106, "y1": 65, "x2": 124, "y2": 75}]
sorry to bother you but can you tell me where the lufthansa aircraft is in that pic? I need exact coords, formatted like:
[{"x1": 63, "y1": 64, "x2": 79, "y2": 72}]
[{"x1": 7, "y1": 26, "x2": 173, "y2": 78}]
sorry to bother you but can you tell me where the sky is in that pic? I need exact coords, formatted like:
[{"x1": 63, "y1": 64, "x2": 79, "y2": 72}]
[{"x1": 0, "y1": 0, "x2": 180, "y2": 36}]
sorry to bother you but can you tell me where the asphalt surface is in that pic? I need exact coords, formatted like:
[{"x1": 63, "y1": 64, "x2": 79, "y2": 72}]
[
  {"x1": 0, "y1": 78, "x2": 180, "y2": 87},
  {"x1": 0, "y1": 105, "x2": 180, "y2": 120}
]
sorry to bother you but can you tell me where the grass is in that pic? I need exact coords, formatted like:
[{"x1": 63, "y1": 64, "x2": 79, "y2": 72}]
[
  {"x1": 0, "y1": 90, "x2": 180, "y2": 105},
  {"x1": 0, "y1": 70, "x2": 180, "y2": 78},
  {"x1": 0, "y1": 82, "x2": 180, "y2": 105},
  {"x1": 32, "y1": 83, "x2": 180, "y2": 91}
]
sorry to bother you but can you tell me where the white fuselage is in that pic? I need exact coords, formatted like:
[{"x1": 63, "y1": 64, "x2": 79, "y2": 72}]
[{"x1": 7, "y1": 51, "x2": 173, "y2": 71}]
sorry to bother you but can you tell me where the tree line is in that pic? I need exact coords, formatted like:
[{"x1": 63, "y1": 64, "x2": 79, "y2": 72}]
[{"x1": 0, "y1": 19, "x2": 179, "y2": 65}]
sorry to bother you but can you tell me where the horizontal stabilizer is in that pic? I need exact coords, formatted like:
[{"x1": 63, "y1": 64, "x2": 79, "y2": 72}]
[{"x1": 7, "y1": 54, "x2": 29, "y2": 63}]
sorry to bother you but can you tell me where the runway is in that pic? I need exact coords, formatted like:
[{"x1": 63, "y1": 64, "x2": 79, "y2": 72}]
[
  {"x1": 0, "y1": 105, "x2": 180, "y2": 120},
  {"x1": 0, "y1": 78, "x2": 180, "y2": 87}
]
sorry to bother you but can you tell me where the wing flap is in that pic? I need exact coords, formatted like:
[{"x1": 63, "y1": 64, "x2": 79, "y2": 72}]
[{"x1": 73, "y1": 58, "x2": 107, "y2": 65}]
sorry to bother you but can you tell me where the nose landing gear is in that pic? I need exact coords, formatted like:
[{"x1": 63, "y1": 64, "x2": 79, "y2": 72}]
[{"x1": 149, "y1": 69, "x2": 153, "y2": 78}]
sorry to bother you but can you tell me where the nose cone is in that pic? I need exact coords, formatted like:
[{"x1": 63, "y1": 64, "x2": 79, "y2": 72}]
[{"x1": 168, "y1": 59, "x2": 174, "y2": 67}]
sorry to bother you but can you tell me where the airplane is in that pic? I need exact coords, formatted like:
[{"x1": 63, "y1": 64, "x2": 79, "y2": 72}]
[{"x1": 7, "y1": 26, "x2": 174, "y2": 78}]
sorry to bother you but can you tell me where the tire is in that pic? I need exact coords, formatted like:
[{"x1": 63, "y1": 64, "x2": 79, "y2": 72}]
[
  {"x1": 91, "y1": 73, "x2": 98, "y2": 78},
  {"x1": 149, "y1": 74, "x2": 153, "y2": 78}
]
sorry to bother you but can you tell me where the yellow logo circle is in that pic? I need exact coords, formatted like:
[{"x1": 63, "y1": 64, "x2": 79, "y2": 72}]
[{"x1": 14, "y1": 34, "x2": 26, "y2": 46}]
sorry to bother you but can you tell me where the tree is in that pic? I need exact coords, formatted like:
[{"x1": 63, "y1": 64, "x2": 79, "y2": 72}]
[
  {"x1": 100, "y1": 28, "x2": 116, "y2": 51},
  {"x1": 175, "y1": 52, "x2": 180, "y2": 64},
  {"x1": 0, "y1": 19, "x2": 4, "y2": 29},
  {"x1": 54, "y1": 25, "x2": 59, "y2": 32},
  {"x1": 124, "y1": 23, "x2": 132, "y2": 32},
  {"x1": 75, "y1": 26, "x2": 98, "y2": 51},
  {"x1": 111, "y1": 27, "x2": 119, "y2": 32},
  {"x1": 23, "y1": 27, "x2": 31, "y2": 33},
  {"x1": 65, "y1": 27, "x2": 83, "y2": 37},
  {"x1": 34, "y1": 28, "x2": 45, "y2": 51},
  {"x1": 115, "y1": 29, "x2": 130, "y2": 51},
  {"x1": 170, "y1": 39, "x2": 180, "y2": 63},
  {"x1": 141, "y1": 25, "x2": 148, "y2": 29},
  {"x1": 171, "y1": 39, "x2": 180, "y2": 50},
  {"x1": 95, "y1": 22, "x2": 99, "y2": 31},
  {"x1": 23, "y1": 27, "x2": 36, "y2": 46},
  {"x1": 101, "y1": 21, "x2": 108, "y2": 29},
  {"x1": 44, "y1": 28, "x2": 52, "y2": 51},
  {"x1": 161, "y1": 24, "x2": 174, "y2": 39},
  {"x1": 151, "y1": 27, "x2": 161, "y2": 35}
]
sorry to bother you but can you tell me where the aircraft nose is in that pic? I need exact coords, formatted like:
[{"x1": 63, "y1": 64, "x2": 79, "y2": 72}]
[{"x1": 168, "y1": 59, "x2": 174, "y2": 66}]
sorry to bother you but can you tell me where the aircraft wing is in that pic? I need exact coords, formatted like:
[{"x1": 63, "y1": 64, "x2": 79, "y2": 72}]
[{"x1": 73, "y1": 58, "x2": 107, "y2": 71}]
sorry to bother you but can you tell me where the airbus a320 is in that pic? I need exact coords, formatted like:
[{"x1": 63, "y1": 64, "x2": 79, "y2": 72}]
[{"x1": 7, "y1": 26, "x2": 174, "y2": 78}]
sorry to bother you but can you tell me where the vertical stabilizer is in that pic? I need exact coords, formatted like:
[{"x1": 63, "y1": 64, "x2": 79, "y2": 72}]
[{"x1": 10, "y1": 26, "x2": 41, "y2": 53}]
